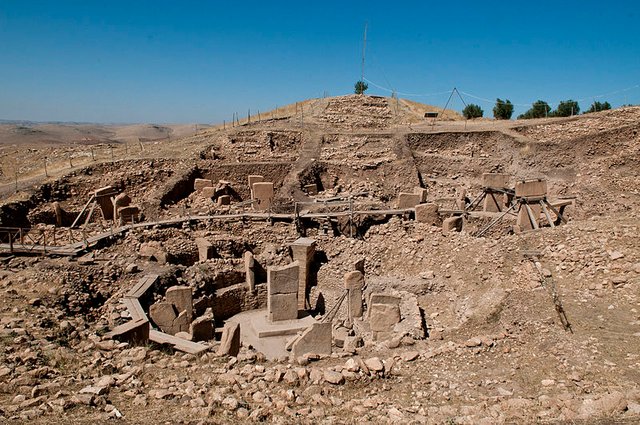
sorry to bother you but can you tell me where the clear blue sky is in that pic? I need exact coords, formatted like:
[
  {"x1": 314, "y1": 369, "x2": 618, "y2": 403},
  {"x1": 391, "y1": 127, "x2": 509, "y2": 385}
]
[{"x1": 1, "y1": 1, "x2": 639, "y2": 123}]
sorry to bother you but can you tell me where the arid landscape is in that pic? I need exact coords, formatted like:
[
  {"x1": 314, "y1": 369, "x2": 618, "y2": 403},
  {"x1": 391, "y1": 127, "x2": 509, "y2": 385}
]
[{"x1": 0, "y1": 94, "x2": 639, "y2": 424}]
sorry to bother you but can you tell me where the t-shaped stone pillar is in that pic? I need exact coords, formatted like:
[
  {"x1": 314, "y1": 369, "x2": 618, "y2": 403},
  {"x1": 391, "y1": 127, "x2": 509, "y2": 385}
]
[{"x1": 290, "y1": 238, "x2": 316, "y2": 310}]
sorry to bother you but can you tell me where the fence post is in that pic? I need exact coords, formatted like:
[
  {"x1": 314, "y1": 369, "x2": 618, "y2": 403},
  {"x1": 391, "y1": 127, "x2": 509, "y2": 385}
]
[
  {"x1": 9, "y1": 231, "x2": 13, "y2": 253},
  {"x1": 44, "y1": 158, "x2": 48, "y2": 177},
  {"x1": 110, "y1": 145, "x2": 114, "y2": 162}
]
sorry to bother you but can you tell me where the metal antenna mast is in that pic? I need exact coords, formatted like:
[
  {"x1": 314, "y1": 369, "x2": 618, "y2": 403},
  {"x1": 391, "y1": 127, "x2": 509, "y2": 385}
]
[{"x1": 361, "y1": 22, "x2": 368, "y2": 84}]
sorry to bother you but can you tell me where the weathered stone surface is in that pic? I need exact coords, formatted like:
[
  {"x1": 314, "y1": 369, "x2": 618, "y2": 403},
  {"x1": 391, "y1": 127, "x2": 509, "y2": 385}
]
[
  {"x1": 117, "y1": 205, "x2": 140, "y2": 224},
  {"x1": 413, "y1": 187, "x2": 428, "y2": 203},
  {"x1": 190, "y1": 315, "x2": 213, "y2": 342},
  {"x1": 483, "y1": 173, "x2": 510, "y2": 189},
  {"x1": 195, "y1": 238, "x2": 214, "y2": 262},
  {"x1": 248, "y1": 175, "x2": 264, "y2": 199},
  {"x1": 267, "y1": 261, "x2": 300, "y2": 322},
  {"x1": 94, "y1": 186, "x2": 115, "y2": 220},
  {"x1": 291, "y1": 238, "x2": 316, "y2": 310},
  {"x1": 253, "y1": 182, "x2": 274, "y2": 211},
  {"x1": 369, "y1": 294, "x2": 401, "y2": 333},
  {"x1": 291, "y1": 322, "x2": 332, "y2": 358},
  {"x1": 324, "y1": 370, "x2": 344, "y2": 385},
  {"x1": 397, "y1": 192, "x2": 421, "y2": 209},
  {"x1": 149, "y1": 302, "x2": 177, "y2": 331},
  {"x1": 112, "y1": 193, "x2": 131, "y2": 220},
  {"x1": 415, "y1": 203, "x2": 439, "y2": 225},
  {"x1": 244, "y1": 251, "x2": 256, "y2": 291},
  {"x1": 217, "y1": 195, "x2": 231, "y2": 206},
  {"x1": 166, "y1": 286, "x2": 193, "y2": 321},
  {"x1": 217, "y1": 322, "x2": 240, "y2": 357},
  {"x1": 344, "y1": 271, "x2": 364, "y2": 318},
  {"x1": 194, "y1": 178, "x2": 214, "y2": 191},
  {"x1": 515, "y1": 179, "x2": 547, "y2": 198},
  {"x1": 139, "y1": 241, "x2": 168, "y2": 263},
  {"x1": 442, "y1": 216, "x2": 463, "y2": 234},
  {"x1": 267, "y1": 262, "x2": 300, "y2": 295},
  {"x1": 516, "y1": 204, "x2": 542, "y2": 231},
  {"x1": 201, "y1": 186, "x2": 216, "y2": 199},
  {"x1": 268, "y1": 293, "x2": 298, "y2": 322}
]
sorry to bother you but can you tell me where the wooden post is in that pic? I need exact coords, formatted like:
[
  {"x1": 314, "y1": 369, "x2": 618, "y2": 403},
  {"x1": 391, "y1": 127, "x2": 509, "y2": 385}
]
[
  {"x1": 19, "y1": 228, "x2": 23, "y2": 244},
  {"x1": 91, "y1": 147, "x2": 95, "y2": 161},
  {"x1": 110, "y1": 145, "x2": 114, "y2": 162},
  {"x1": 44, "y1": 158, "x2": 48, "y2": 177},
  {"x1": 14, "y1": 169, "x2": 18, "y2": 192},
  {"x1": 248, "y1": 109, "x2": 251, "y2": 124},
  {"x1": 9, "y1": 230, "x2": 13, "y2": 253},
  {"x1": 223, "y1": 120, "x2": 225, "y2": 130}
]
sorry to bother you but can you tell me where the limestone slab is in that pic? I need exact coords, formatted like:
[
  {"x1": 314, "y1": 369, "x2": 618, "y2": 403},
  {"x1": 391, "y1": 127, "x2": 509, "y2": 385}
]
[
  {"x1": 397, "y1": 192, "x2": 422, "y2": 209},
  {"x1": 291, "y1": 322, "x2": 332, "y2": 358}
]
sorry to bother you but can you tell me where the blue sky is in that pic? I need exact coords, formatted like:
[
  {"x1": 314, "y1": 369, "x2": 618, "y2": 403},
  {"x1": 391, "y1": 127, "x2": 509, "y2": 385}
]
[{"x1": 1, "y1": 1, "x2": 638, "y2": 123}]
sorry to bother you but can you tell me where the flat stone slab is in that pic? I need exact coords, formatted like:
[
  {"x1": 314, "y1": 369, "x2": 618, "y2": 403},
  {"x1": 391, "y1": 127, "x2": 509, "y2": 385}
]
[{"x1": 228, "y1": 309, "x2": 317, "y2": 360}]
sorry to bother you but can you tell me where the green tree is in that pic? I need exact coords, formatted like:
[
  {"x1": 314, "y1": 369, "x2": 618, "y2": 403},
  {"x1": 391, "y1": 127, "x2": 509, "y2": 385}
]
[
  {"x1": 585, "y1": 101, "x2": 611, "y2": 113},
  {"x1": 354, "y1": 80, "x2": 368, "y2": 94},
  {"x1": 552, "y1": 100, "x2": 580, "y2": 117},
  {"x1": 518, "y1": 100, "x2": 551, "y2": 119},
  {"x1": 462, "y1": 104, "x2": 483, "y2": 119},
  {"x1": 493, "y1": 98, "x2": 514, "y2": 120}
]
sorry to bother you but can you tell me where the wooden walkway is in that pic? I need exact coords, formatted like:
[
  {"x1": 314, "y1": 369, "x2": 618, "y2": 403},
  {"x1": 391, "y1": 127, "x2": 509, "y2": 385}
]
[{"x1": 0, "y1": 208, "x2": 414, "y2": 257}]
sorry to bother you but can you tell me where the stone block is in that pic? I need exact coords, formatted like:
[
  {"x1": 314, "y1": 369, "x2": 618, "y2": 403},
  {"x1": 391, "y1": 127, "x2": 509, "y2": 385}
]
[
  {"x1": 194, "y1": 178, "x2": 213, "y2": 191},
  {"x1": 483, "y1": 192, "x2": 504, "y2": 212},
  {"x1": 415, "y1": 203, "x2": 439, "y2": 225},
  {"x1": 268, "y1": 293, "x2": 298, "y2": 322},
  {"x1": 413, "y1": 187, "x2": 428, "y2": 203},
  {"x1": 201, "y1": 187, "x2": 216, "y2": 199},
  {"x1": 139, "y1": 241, "x2": 168, "y2": 264},
  {"x1": 369, "y1": 303, "x2": 401, "y2": 332},
  {"x1": 248, "y1": 175, "x2": 264, "y2": 198},
  {"x1": 149, "y1": 302, "x2": 177, "y2": 333},
  {"x1": 217, "y1": 322, "x2": 240, "y2": 357},
  {"x1": 244, "y1": 251, "x2": 256, "y2": 291},
  {"x1": 515, "y1": 179, "x2": 547, "y2": 198},
  {"x1": 397, "y1": 192, "x2": 422, "y2": 209},
  {"x1": 95, "y1": 186, "x2": 115, "y2": 220},
  {"x1": 117, "y1": 205, "x2": 140, "y2": 224},
  {"x1": 195, "y1": 238, "x2": 215, "y2": 262},
  {"x1": 267, "y1": 262, "x2": 300, "y2": 295},
  {"x1": 217, "y1": 195, "x2": 231, "y2": 206},
  {"x1": 344, "y1": 271, "x2": 364, "y2": 290},
  {"x1": 112, "y1": 193, "x2": 131, "y2": 220},
  {"x1": 442, "y1": 216, "x2": 463, "y2": 234},
  {"x1": 190, "y1": 315, "x2": 214, "y2": 342},
  {"x1": 369, "y1": 293, "x2": 401, "y2": 306},
  {"x1": 166, "y1": 286, "x2": 193, "y2": 321},
  {"x1": 516, "y1": 204, "x2": 542, "y2": 231},
  {"x1": 252, "y1": 182, "x2": 274, "y2": 211},
  {"x1": 291, "y1": 322, "x2": 332, "y2": 358},
  {"x1": 291, "y1": 238, "x2": 316, "y2": 310},
  {"x1": 304, "y1": 184, "x2": 318, "y2": 195},
  {"x1": 483, "y1": 173, "x2": 510, "y2": 189}
]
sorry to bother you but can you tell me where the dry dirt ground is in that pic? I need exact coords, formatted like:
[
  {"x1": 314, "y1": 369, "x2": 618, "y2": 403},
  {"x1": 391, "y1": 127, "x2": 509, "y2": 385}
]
[{"x1": 0, "y1": 95, "x2": 639, "y2": 424}]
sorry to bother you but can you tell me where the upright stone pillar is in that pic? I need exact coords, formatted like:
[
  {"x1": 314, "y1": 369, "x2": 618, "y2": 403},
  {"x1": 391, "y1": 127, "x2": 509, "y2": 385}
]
[
  {"x1": 94, "y1": 186, "x2": 115, "y2": 220},
  {"x1": 344, "y1": 271, "x2": 364, "y2": 318},
  {"x1": 267, "y1": 262, "x2": 300, "y2": 322},
  {"x1": 290, "y1": 238, "x2": 316, "y2": 310}
]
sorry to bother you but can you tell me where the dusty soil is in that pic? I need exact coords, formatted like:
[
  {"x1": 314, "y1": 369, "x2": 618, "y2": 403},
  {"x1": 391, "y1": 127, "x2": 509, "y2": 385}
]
[{"x1": 0, "y1": 95, "x2": 639, "y2": 424}]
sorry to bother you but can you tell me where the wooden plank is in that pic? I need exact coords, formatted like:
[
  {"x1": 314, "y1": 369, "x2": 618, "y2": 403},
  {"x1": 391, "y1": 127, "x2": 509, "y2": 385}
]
[
  {"x1": 524, "y1": 203, "x2": 539, "y2": 230},
  {"x1": 122, "y1": 298, "x2": 148, "y2": 322},
  {"x1": 539, "y1": 200, "x2": 556, "y2": 228},
  {"x1": 71, "y1": 194, "x2": 96, "y2": 229},
  {"x1": 126, "y1": 274, "x2": 159, "y2": 299},
  {"x1": 149, "y1": 329, "x2": 208, "y2": 354}
]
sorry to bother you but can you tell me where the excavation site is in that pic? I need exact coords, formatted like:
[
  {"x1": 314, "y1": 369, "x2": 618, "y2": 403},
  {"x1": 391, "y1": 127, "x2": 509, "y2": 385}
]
[{"x1": 0, "y1": 95, "x2": 639, "y2": 424}]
